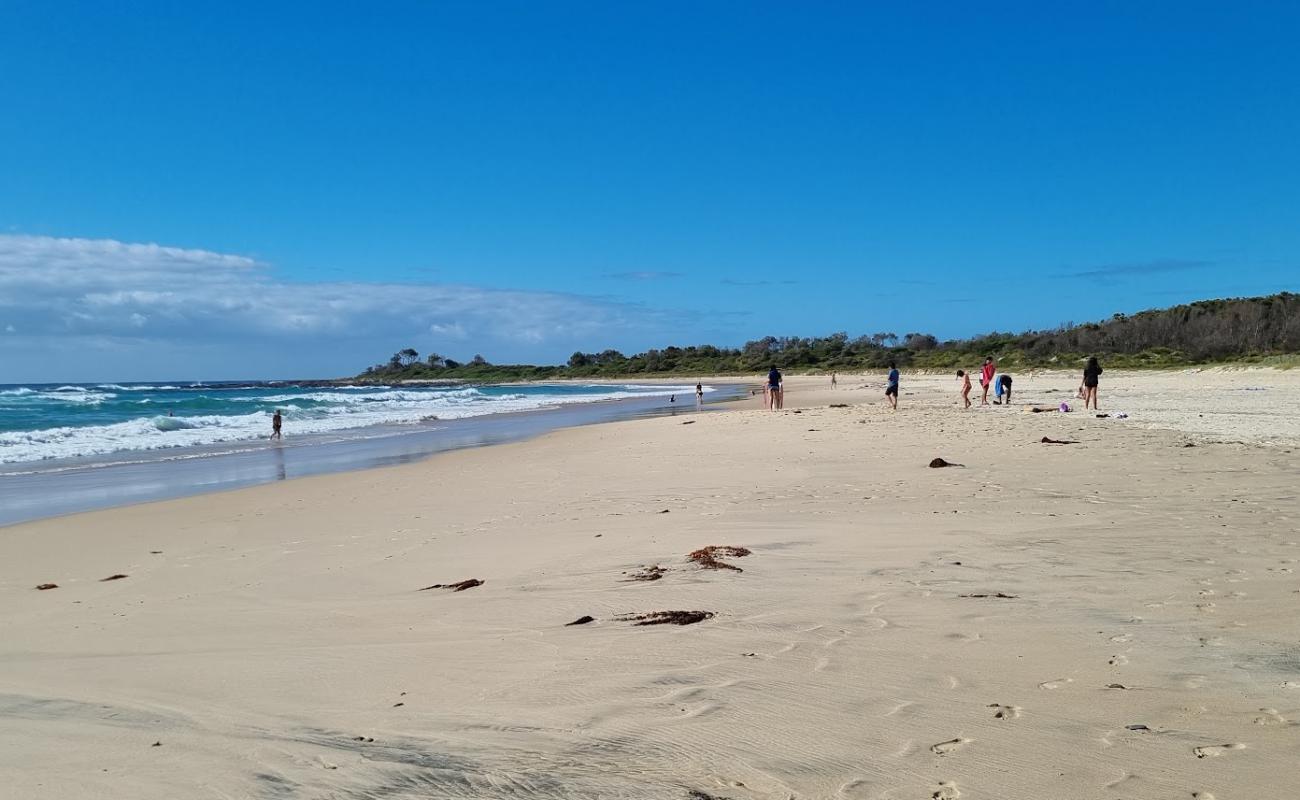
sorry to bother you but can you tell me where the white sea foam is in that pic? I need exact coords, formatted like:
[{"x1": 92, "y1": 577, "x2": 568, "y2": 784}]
[
  {"x1": 0, "y1": 383, "x2": 708, "y2": 464},
  {"x1": 0, "y1": 389, "x2": 115, "y2": 404}
]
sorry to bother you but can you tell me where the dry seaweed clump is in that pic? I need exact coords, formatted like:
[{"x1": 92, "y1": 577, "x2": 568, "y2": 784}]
[
  {"x1": 623, "y1": 565, "x2": 668, "y2": 582},
  {"x1": 419, "y1": 579, "x2": 484, "y2": 592},
  {"x1": 617, "y1": 611, "x2": 715, "y2": 626},
  {"x1": 688, "y1": 545, "x2": 751, "y2": 572}
]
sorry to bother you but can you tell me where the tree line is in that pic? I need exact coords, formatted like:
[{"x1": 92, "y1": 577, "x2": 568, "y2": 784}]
[{"x1": 357, "y1": 293, "x2": 1300, "y2": 381}]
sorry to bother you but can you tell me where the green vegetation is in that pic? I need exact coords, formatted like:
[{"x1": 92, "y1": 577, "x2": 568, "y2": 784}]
[{"x1": 357, "y1": 293, "x2": 1300, "y2": 381}]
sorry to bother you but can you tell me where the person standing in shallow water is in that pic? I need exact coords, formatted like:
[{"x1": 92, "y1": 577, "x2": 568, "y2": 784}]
[
  {"x1": 1082, "y1": 357, "x2": 1103, "y2": 410},
  {"x1": 270, "y1": 409, "x2": 283, "y2": 440},
  {"x1": 695, "y1": 382, "x2": 703, "y2": 409}
]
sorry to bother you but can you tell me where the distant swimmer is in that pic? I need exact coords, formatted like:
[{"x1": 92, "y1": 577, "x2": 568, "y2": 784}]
[
  {"x1": 980, "y1": 357, "x2": 995, "y2": 406},
  {"x1": 271, "y1": 409, "x2": 283, "y2": 440},
  {"x1": 957, "y1": 369, "x2": 972, "y2": 409},
  {"x1": 1082, "y1": 356, "x2": 1103, "y2": 410},
  {"x1": 767, "y1": 366, "x2": 783, "y2": 411},
  {"x1": 885, "y1": 362, "x2": 899, "y2": 410},
  {"x1": 994, "y1": 373, "x2": 1013, "y2": 404}
]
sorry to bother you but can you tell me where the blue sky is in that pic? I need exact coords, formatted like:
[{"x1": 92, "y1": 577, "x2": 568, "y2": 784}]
[{"x1": 2, "y1": 2, "x2": 1298, "y2": 381}]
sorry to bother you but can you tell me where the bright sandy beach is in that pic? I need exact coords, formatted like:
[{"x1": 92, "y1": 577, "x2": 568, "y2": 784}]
[{"x1": 3, "y1": 369, "x2": 1299, "y2": 799}]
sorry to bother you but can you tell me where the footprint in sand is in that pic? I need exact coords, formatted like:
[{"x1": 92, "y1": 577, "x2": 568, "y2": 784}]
[
  {"x1": 1193, "y1": 743, "x2": 1245, "y2": 759},
  {"x1": 1039, "y1": 678, "x2": 1073, "y2": 690},
  {"x1": 882, "y1": 700, "x2": 916, "y2": 718},
  {"x1": 1191, "y1": 793, "x2": 1216, "y2": 800},
  {"x1": 1108, "y1": 654, "x2": 1129, "y2": 666},
  {"x1": 1109, "y1": 633, "x2": 1133, "y2": 643},
  {"x1": 1283, "y1": 681, "x2": 1300, "y2": 690},
  {"x1": 1196, "y1": 602, "x2": 1217, "y2": 613},
  {"x1": 1253, "y1": 708, "x2": 1286, "y2": 726},
  {"x1": 931, "y1": 781, "x2": 961, "y2": 799},
  {"x1": 930, "y1": 738, "x2": 970, "y2": 755},
  {"x1": 987, "y1": 703, "x2": 1021, "y2": 720}
]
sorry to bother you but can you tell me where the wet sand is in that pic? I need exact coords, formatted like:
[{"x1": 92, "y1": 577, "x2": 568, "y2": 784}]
[{"x1": 2, "y1": 370, "x2": 1299, "y2": 799}]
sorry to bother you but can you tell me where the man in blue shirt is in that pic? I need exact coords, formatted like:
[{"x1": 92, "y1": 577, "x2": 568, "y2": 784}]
[{"x1": 885, "y1": 362, "x2": 900, "y2": 410}]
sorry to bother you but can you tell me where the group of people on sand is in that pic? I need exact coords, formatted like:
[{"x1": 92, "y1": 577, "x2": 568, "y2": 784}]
[
  {"x1": 954, "y1": 356, "x2": 1103, "y2": 411},
  {"x1": 953, "y1": 356, "x2": 1102, "y2": 411},
  {"x1": 955, "y1": 357, "x2": 1013, "y2": 409},
  {"x1": 768, "y1": 355, "x2": 1105, "y2": 414}
]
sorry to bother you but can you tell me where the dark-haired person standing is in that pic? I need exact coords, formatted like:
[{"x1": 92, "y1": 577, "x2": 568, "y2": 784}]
[
  {"x1": 766, "y1": 366, "x2": 783, "y2": 410},
  {"x1": 1082, "y1": 357, "x2": 1103, "y2": 410},
  {"x1": 980, "y1": 356, "x2": 995, "y2": 406}
]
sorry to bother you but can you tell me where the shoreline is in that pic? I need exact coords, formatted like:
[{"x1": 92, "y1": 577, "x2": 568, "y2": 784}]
[{"x1": 0, "y1": 381, "x2": 753, "y2": 528}]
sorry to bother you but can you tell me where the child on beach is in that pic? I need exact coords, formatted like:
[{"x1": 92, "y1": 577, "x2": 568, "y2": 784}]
[
  {"x1": 885, "y1": 362, "x2": 900, "y2": 410},
  {"x1": 980, "y1": 357, "x2": 995, "y2": 405},
  {"x1": 957, "y1": 370, "x2": 972, "y2": 408}
]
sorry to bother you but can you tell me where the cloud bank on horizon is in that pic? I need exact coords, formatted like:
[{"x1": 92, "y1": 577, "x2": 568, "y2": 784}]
[{"x1": 0, "y1": 235, "x2": 683, "y2": 382}]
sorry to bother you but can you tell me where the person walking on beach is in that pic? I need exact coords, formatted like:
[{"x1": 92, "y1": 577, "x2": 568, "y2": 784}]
[
  {"x1": 831, "y1": 371, "x2": 838, "y2": 388},
  {"x1": 957, "y1": 369, "x2": 972, "y2": 409},
  {"x1": 766, "y1": 366, "x2": 783, "y2": 410},
  {"x1": 270, "y1": 409, "x2": 283, "y2": 440},
  {"x1": 1082, "y1": 357, "x2": 1103, "y2": 410},
  {"x1": 980, "y1": 357, "x2": 996, "y2": 405},
  {"x1": 885, "y1": 362, "x2": 900, "y2": 410}
]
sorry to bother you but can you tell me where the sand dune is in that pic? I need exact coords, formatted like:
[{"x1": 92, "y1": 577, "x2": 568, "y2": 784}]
[{"x1": 2, "y1": 370, "x2": 1299, "y2": 798}]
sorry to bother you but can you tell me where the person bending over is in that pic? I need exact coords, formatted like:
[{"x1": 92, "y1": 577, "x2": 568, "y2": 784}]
[{"x1": 996, "y1": 373, "x2": 1013, "y2": 405}]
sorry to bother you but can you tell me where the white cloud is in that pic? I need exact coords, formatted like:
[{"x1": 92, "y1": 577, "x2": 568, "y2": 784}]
[
  {"x1": 0, "y1": 235, "x2": 685, "y2": 381},
  {"x1": 429, "y1": 322, "x2": 468, "y2": 339}
]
